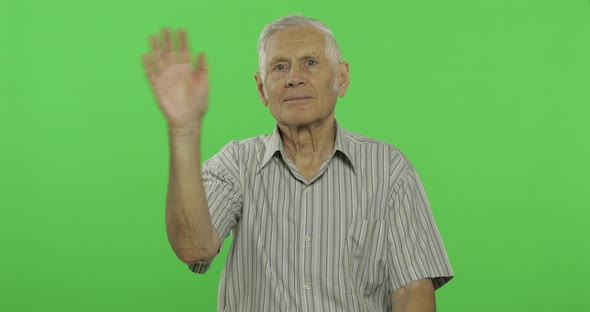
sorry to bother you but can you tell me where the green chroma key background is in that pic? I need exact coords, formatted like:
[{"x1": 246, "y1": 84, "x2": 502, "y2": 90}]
[{"x1": 1, "y1": 0, "x2": 589, "y2": 311}]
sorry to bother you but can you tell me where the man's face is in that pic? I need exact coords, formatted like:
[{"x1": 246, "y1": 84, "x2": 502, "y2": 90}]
[{"x1": 255, "y1": 26, "x2": 349, "y2": 128}]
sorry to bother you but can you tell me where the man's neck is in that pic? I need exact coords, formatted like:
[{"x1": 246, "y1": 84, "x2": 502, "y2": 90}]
[{"x1": 278, "y1": 118, "x2": 336, "y2": 168}]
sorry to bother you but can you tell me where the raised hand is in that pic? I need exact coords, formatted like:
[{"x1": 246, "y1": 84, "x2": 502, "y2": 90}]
[{"x1": 142, "y1": 28, "x2": 209, "y2": 130}]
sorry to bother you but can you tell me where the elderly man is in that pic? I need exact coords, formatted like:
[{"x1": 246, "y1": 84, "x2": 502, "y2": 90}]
[{"x1": 142, "y1": 14, "x2": 453, "y2": 312}]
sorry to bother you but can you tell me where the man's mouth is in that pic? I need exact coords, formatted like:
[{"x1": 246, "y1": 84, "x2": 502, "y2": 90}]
[{"x1": 284, "y1": 96, "x2": 313, "y2": 102}]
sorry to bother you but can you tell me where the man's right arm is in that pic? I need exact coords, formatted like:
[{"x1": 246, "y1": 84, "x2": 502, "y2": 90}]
[
  {"x1": 166, "y1": 124, "x2": 222, "y2": 264},
  {"x1": 141, "y1": 27, "x2": 221, "y2": 265}
]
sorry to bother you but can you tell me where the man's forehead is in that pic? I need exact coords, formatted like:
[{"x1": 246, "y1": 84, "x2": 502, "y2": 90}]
[
  {"x1": 267, "y1": 50, "x2": 323, "y2": 63},
  {"x1": 265, "y1": 27, "x2": 326, "y2": 60}
]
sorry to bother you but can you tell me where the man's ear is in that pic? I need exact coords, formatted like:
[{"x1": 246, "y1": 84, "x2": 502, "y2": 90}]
[
  {"x1": 337, "y1": 61, "x2": 350, "y2": 98},
  {"x1": 254, "y1": 72, "x2": 268, "y2": 106}
]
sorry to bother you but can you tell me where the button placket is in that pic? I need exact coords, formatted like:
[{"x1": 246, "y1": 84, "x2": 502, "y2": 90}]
[{"x1": 302, "y1": 184, "x2": 314, "y2": 295}]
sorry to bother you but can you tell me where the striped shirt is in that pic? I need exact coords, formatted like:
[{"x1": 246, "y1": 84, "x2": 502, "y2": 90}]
[{"x1": 189, "y1": 120, "x2": 454, "y2": 312}]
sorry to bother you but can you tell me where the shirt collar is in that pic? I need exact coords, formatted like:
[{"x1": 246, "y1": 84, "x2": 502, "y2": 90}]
[{"x1": 257, "y1": 119, "x2": 357, "y2": 174}]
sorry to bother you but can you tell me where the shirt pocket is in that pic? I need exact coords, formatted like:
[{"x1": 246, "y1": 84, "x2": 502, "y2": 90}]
[{"x1": 345, "y1": 218, "x2": 388, "y2": 295}]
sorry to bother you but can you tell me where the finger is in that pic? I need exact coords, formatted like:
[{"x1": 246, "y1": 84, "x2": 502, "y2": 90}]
[
  {"x1": 150, "y1": 35, "x2": 163, "y2": 65},
  {"x1": 178, "y1": 28, "x2": 188, "y2": 52},
  {"x1": 198, "y1": 52, "x2": 208, "y2": 72},
  {"x1": 162, "y1": 27, "x2": 172, "y2": 65},
  {"x1": 150, "y1": 35, "x2": 158, "y2": 54},
  {"x1": 150, "y1": 34, "x2": 156, "y2": 51},
  {"x1": 163, "y1": 27, "x2": 171, "y2": 52},
  {"x1": 177, "y1": 29, "x2": 191, "y2": 63},
  {"x1": 142, "y1": 53, "x2": 159, "y2": 81},
  {"x1": 142, "y1": 53, "x2": 153, "y2": 78},
  {"x1": 193, "y1": 52, "x2": 208, "y2": 80}
]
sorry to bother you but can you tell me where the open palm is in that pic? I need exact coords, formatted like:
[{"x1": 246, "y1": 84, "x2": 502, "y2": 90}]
[{"x1": 142, "y1": 28, "x2": 209, "y2": 129}]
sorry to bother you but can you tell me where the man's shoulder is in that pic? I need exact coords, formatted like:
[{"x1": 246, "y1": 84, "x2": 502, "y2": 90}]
[
  {"x1": 220, "y1": 133, "x2": 271, "y2": 152},
  {"x1": 342, "y1": 128, "x2": 393, "y2": 147},
  {"x1": 340, "y1": 127, "x2": 415, "y2": 179},
  {"x1": 341, "y1": 128, "x2": 408, "y2": 159},
  {"x1": 206, "y1": 133, "x2": 271, "y2": 164}
]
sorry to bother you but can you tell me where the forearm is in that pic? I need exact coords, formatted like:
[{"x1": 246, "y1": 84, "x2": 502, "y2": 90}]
[
  {"x1": 392, "y1": 279, "x2": 436, "y2": 312},
  {"x1": 165, "y1": 123, "x2": 216, "y2": 263}
]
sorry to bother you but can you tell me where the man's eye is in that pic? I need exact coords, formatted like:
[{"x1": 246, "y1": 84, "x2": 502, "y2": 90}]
[
  {"x1": 275, "y1": 64, "x2": 286, "y2": 70},
  {"x1": 306, "y1": 60, "x2": 317, "y2": 66}
]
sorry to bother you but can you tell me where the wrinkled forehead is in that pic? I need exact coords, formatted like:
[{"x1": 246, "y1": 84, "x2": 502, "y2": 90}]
[{"x1": 264, "y1": 27, "x2": 327, "y2": 62}]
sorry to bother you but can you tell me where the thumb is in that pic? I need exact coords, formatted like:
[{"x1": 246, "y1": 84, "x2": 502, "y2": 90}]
[{"x1": 193, "y1": 52, "x2": 208, "y2": 80}]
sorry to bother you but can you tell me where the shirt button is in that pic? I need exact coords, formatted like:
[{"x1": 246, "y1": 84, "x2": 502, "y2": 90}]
[
  {"x1": 305, "y1": 187, "x2": 312, "y2": 193},
  {"x1": 303, "y1": 284, "x2": 311, "y2": 290},
  {"x1": 304, "y1": 235, "x2": 311, "y2": 242}
]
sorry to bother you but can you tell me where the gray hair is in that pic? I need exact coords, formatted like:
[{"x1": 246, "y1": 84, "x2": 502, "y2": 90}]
[{"x1": 257, "y1": 14, "x2": 343, "y2": 80}]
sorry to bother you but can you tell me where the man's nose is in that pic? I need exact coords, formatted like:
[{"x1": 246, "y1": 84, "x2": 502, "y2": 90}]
[{"x1": 285, "y1": 66, "x2": 305, "y2": 87}]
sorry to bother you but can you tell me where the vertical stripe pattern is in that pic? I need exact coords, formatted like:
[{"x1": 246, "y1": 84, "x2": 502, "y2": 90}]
[{"x1": 188, "y1": 120, "x2": 454, "y2": 312}]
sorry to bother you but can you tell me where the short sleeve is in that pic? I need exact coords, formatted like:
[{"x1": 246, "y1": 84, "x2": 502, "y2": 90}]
[
  {"x1": 385, "y1": 165, "x2": 454, "y2": 291},
  {"x1": 188, "y1": 147, "x2": 243, "y2": 274}
]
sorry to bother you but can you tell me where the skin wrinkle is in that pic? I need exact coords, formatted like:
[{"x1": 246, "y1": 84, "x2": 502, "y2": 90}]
[
  {"x1": 251, "y1": 23, "x2": 438, "y2": 311},
  {"x1": 258, "y1": 28, "x2": 341, "y2": 82},
  {"x1": 254, "y1": 26, "x2": 350, "y2": 181},
  {"x1": 144, "y1": 15, "x2": 450, "y2": 311}
]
